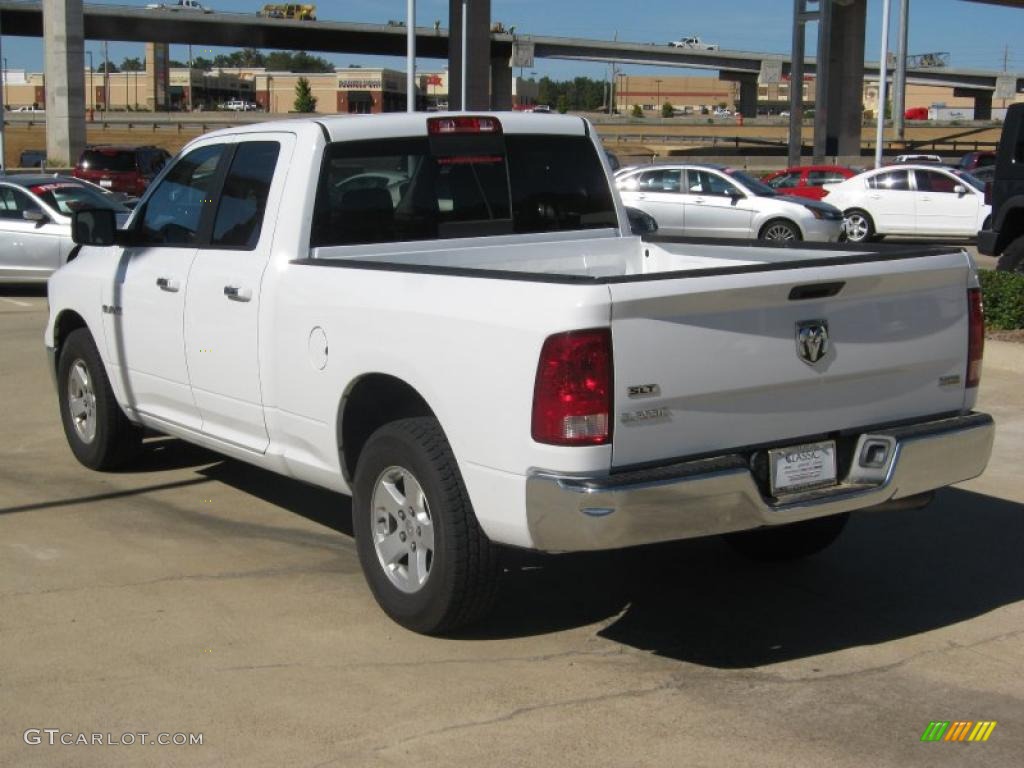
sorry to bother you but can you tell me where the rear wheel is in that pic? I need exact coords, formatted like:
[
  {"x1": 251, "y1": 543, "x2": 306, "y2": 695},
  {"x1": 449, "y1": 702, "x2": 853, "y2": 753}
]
[
  {"x1": 352, "y1": 417, "x2": 500, "y2": 634},
  {"x1": 843, "y1": 209, "x2": 876, "y2": 243},
  {"x1": 996, "y1": 234, "x2": 1024, "y2": 273},
  {"x1": 57, "y1": 329, "x2": 142, "y2": 470},
  {"x1": 759, "y1": 219, "x2": 802, "y2": 242},
  {"x1": 724, "y1": 513, "x2": 849, "y2": 562}
]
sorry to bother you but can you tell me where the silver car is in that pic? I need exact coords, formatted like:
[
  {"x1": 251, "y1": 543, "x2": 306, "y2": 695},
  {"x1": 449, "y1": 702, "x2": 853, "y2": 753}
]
[
  {"x1": 0, "y1": 175, "x2": 130, "y2": 283},
  {"x1": 616, "y1": 163, "x2": 845, "y2": 242}
]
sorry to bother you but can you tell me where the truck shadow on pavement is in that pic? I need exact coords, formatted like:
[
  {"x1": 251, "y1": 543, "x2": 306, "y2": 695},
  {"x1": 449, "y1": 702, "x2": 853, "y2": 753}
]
[
  {"x1": 92, "y1": 441, "x2": 1022, "y2": 666},
  {"x1": 473, "y1": 488, "x2": 1024, "y2": 667}
]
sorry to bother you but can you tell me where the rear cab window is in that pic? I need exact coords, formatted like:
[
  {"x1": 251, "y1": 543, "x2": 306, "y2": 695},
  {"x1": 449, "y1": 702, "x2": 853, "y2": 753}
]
[
  {"x1": 311, "y1": 121, "x2": 617, "y2": 248},
  {"x1": 79, "y1": 150, "x2": 137, "y2": 173}
]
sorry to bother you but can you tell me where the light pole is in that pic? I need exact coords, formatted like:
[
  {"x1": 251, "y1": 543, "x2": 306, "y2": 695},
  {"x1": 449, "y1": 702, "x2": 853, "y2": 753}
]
[
  {"x1": 406, "y1": 0, "x2": 416, "y2": 112},
  {"x1": 655, "y1": 78, "x2": 662, "y2": 117},
  {"x1": 87, "y1": 51, "x2": 94, "y2": 119},
  {"x1": 875, "y1": 0, "x2": 892, "y2": 168}
]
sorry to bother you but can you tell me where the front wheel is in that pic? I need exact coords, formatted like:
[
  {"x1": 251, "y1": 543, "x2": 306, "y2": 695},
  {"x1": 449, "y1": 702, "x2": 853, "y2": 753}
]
[
  {"x1": 352, "y1": 417, "x2": 500, "y2": 634},
  {"x1": 759, "y1": 219, "x2": 802, "y2": 242},
  {"x1": 843, "y1": 209, "x2": 877, "y2": 243},
  {"x1": 724, "y1": 513, "x2": 849, "y2": 562},
  {"x1": 57, "y1": 329, "x2": 142, "y2": 470}
]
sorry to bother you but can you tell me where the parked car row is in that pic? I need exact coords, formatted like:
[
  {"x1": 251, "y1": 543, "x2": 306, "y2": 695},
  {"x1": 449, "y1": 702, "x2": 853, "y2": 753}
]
[
  {"x1": 615, "y1": 163, "x2": 846, "y2": 242},
  {"x1": 617, "y1": 157, "x2": 990, "y2": 244},
  {"x1": 0, "y1": 176, "x2": 132, "y2": 283}
]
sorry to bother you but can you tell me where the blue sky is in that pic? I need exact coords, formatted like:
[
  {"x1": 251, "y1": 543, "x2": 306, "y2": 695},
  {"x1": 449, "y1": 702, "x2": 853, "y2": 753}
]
[{"x1": 3, "y1": 0, "x2": 1021, "y2": 77}]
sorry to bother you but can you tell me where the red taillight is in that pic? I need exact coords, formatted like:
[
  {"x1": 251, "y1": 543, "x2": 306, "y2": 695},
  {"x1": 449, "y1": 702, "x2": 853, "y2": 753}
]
[
  {"x1": 967, "y1": 287, "x2": 985, "y2": 388},
  {"x1": 427, "y1": 116, "x2": 502, "y2": 135},
  {"x1": 532, "y1": 329, "x2": 613, "y2": 446}
]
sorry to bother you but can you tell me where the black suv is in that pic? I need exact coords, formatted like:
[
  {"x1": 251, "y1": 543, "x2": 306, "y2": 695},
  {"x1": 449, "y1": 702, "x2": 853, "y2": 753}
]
[{"x1": 978, "y1": 103, "x2": 1024, "y2": 272}]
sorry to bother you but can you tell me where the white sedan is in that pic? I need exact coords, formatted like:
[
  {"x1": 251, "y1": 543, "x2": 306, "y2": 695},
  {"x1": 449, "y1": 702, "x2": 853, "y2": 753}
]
[
  {"x1": 615, "y1": 163, "x2": 845, "y2": 242},
  {"x1": 822, "y1": 164, "x2": 990, "y2": 242}
]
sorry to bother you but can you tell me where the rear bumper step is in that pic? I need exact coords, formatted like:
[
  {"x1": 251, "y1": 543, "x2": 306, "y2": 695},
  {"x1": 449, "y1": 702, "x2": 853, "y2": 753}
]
[{"x1": 525, "y1": 412, "x2": 994, "y2": 552}]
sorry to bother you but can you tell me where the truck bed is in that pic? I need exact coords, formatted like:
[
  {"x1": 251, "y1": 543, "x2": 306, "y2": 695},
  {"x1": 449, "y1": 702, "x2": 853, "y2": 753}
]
[{"x1": 307, "y1": 233, "x2": 963, "y2": 283}]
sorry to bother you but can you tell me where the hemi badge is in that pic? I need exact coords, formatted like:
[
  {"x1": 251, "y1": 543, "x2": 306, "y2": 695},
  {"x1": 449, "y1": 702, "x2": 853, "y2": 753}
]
[
  {"x1": 101, "y1": 304, "x2": 122, "y2": 316},
  {"x1": 938, "y1": 375, "x2": 961, "y2": 388},
  {"x1": 627, "y1": 384, "x2": 660, "y2": 398}
]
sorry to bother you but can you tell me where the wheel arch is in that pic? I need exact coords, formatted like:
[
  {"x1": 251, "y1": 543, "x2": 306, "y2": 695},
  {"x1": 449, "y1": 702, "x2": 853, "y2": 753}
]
[
  {"x1": 336, "y1": 373, "x2": 438, "y2": 485},
  {"x1": 51, "y1": 309, "x2": 91, "y2": 375},
  {"x1": 758, "y1": 216, "x2": 803, "y2": 240},
  {"x1": 993, "y1": 204, "x2": 1024, "y2": 254}
]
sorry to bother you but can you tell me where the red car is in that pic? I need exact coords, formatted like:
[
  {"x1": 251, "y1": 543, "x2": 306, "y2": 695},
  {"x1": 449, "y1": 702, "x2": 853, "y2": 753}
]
[
  {"x1": 761, "y1": 165, "x2": 858, "y2": 201},
  {"x1": 73, "y1": 145, "x2": 171, "y2": 196}
]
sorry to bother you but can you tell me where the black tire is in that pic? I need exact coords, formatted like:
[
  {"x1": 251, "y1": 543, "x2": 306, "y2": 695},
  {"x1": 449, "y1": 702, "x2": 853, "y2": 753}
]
[
  {"x1": 759, "y1": 219, "x2": 802, "y2": 242},
  {"x1": 843, "y1": 209, "x2": 877, "y2": 243},
  {"x1": 352, "y1": 417, "x2": 500, "y2": 634},
  {"x1": 996, "y1": 234, "x2": 1024, "y2": 273},
  {"x1": 57, "y1": 328, "x2": 142, "y2": 470},
  {"x1": 724, "y1": 512, "x2": 849, "y2": 562}
]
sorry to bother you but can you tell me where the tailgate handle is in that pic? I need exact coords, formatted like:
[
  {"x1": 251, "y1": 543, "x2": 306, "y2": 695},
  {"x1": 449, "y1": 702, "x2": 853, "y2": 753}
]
[{"x1": 789, "y1": 281, "x2": 845, "y2": 301}]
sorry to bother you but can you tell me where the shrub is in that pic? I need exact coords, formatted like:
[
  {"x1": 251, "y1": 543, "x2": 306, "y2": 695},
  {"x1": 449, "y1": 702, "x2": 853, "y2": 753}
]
[
  {"x1": 979, "y1": 270, "x2": 1024, "y2": 330},
  {"x1": 631, "y1": 104, "x2": 643, "y2": 119},
  {"x1": 661, "y1": 101, "x2": 674, "y2": 119}
]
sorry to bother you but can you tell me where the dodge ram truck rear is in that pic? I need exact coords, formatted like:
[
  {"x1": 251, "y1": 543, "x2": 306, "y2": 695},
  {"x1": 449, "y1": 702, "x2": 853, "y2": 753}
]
[{"x1": 48, "y1": 112, "x2": 994, "y2": 634}]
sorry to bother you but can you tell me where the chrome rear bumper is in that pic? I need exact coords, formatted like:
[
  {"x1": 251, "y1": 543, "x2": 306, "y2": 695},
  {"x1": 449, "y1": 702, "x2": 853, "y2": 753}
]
[{"x1": 525, "y1": 413, "x2": 994, "y2": 552}]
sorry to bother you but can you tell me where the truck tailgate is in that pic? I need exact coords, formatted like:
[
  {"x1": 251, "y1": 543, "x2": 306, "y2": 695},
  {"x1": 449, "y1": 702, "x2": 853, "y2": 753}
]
[{"x1": 609, "y1": 250, "x2": 972, "y2": 467}]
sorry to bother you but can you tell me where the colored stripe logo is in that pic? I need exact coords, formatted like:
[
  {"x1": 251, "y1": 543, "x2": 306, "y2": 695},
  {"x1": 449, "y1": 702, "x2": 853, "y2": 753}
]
[{"x1": 921, "y1": 721, "x2": 997, "y2": 742}]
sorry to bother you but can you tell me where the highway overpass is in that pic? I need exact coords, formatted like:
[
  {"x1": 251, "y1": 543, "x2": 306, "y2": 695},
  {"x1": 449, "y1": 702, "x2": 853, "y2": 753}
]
[{"x1": 0, "y1": 0, "x2": 1019, "y2": 98}]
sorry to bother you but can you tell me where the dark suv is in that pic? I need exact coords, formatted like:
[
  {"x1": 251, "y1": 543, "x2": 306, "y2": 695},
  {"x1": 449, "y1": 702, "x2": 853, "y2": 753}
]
[
  {"x1": 73, "y1": 145, "x2": 171, "y2": 196},
  {"x1": 978, "y1": 103, "x2": 1024, "y2": 272}
]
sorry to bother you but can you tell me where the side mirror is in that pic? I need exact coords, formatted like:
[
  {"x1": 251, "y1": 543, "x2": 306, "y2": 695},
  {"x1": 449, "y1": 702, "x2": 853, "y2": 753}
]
[
  {"x1": 625, "y1": 206, "x2": 659, "y2": 235},
  {"x1": 23, "y1": 209, "x2": 48, "y2": 225},
  {"x1": 727, "y1": 188, "x2": 745, "y2": 202},
  {"x1": 954, "y1": 184, "x2": 967, "y2": 196},
  {"x1": 71, "y1": 207, "x2": 118, "y2": 246}
]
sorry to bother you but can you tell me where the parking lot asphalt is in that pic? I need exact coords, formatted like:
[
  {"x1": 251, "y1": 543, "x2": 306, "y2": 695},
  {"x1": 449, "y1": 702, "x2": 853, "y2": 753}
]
[{"x1": 2, "y1": 288, "x2": 1022, "y2": 768}]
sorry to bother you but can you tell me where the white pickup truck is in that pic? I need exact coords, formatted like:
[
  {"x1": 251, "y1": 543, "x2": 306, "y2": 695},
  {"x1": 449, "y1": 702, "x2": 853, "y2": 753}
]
[{"x1": 46, "y1": 113, "x2": 994, "y2": 634}]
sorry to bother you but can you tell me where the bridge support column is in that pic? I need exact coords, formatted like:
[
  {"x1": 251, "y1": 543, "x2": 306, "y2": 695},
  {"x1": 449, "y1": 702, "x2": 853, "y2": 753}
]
[
  {"x1": 954, "y1": 88, "x2": 993, "y2": 120},
  {"x1": 43, "y1": 0, "x2": 86, "y2": 167},
  {"x1": 490, "y1": 54, "x2": 513, "y2": 109},
  {"x1": 720, "y1": 72, "x2": 759, "y2": 118},
  {"x1": 814, "y1": 0, "x2": 866, "y2": 161},
  {"x1": 448, "y1": 0, "x2": 491, "y2": 110}
]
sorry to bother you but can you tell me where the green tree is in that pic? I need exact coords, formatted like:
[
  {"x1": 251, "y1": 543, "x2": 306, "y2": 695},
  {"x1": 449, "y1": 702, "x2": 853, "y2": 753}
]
[
  {"x1": 294, "y1": 76, "x2": 318, "y2": 113},
  {"x1": 631, "y1": 103, "x2": 644, "y2": 118},
  {"x1": 661, "y1": 101, "x2": 674, "y2": 118},
  {"x1": 556, "y1": 95, "x2": 569, "y2": 114},
  {"x1": 120, "y1": 57, "x2": 144, "y2": 72},
  {"x1": 190, "y1": 56, "x2": 213, "y2": 70},
  {"x1": 266, "y1": 50, "x2": 333, "y2": 73},
  {"x1": 97, "y1": 61, "x2": 119, "y2": 74}
]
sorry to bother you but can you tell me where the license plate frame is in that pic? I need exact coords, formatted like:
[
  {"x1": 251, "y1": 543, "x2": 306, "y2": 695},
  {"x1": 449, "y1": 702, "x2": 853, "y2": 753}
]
[
  {"x1": 98, "y1": 179, "x2": 113, "y2": 188},
  {"x1": 769, "y1": 440, "x2": 838, "y2": 496}
]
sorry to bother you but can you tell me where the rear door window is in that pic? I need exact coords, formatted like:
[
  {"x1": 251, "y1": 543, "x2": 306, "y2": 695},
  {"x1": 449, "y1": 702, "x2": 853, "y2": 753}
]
[
  {"x1": 311, "y1": 132, "x2": 617, "y2": 247},
  {"x1": 868, "y1": 170, "x2": 910, "y2": 191},
  {"x1": 637, "y1": 169, "x2": 681, "y2": 193}
]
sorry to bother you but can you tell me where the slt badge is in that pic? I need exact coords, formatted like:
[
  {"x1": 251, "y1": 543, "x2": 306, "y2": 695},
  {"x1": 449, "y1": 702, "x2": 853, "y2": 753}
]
[{"x1": 796, "y1": 320, "x2": 830, "y2": 365}]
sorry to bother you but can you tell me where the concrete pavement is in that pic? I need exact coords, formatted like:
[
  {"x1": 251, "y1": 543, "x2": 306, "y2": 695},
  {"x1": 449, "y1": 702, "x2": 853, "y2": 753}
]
[{"x1": 1, "y1": 290, "x2": 1022, "y2": 767}]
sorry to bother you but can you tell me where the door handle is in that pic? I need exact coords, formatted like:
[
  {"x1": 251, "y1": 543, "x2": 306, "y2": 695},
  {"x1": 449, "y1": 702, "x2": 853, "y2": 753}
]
[
  {"x1": 693, "y1": 198, "x2": 707, "y2": 204},
  {"x1": 156, "y1": 277, "x2": 180, "y2": 292},
  {"x1": 869, "y1": 194, "x2": 882, "y2": 200},
  {"x1": 223, "y1": 285, "x2": 252, "y2": 302}
]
